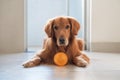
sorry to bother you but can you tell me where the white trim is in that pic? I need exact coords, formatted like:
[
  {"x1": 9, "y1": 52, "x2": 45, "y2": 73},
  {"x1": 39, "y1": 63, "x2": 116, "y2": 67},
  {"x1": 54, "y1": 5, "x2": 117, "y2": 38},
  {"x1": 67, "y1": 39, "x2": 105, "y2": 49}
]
[
  {"x1": 89, "y1": 0, "x2": 92, "y2": 51},
  {"x1": 24, "y1": 0, "x2": 27, "y2": 52},
  {"x1": 82, "y1": 0, "x2": 85, "y2": 44},
  {"x1": 84, "y1": 0, "x2": 92, "y2": 51}
]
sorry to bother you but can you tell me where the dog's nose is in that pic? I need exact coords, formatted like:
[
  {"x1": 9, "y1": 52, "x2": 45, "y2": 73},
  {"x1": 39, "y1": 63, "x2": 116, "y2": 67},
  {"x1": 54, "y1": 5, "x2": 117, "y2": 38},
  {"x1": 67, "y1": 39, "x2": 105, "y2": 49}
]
[{"x1": 59, "y1": 37, "x2": 65, "y2": 44}]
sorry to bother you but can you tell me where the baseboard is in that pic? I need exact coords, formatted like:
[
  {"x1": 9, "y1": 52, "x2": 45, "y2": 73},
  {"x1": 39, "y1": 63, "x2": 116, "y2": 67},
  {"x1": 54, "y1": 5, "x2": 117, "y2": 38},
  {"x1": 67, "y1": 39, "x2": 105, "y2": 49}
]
[{"x1": 91, "y1": 42, "x2": 120, "y2": 53}]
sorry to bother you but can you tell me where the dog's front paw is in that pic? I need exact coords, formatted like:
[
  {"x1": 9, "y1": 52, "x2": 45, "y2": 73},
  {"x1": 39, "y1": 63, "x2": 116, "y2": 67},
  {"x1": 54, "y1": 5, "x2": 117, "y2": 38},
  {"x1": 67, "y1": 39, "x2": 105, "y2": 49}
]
[
  {"x1": 22, "y1": 60, "x2": 35, "y2": 68},
  {"x1": 73, "y1": 56, "x2": 88, "y2": 67},
  {"x1": 22, "y1": 58, "x2": 41, "y2": 68}
]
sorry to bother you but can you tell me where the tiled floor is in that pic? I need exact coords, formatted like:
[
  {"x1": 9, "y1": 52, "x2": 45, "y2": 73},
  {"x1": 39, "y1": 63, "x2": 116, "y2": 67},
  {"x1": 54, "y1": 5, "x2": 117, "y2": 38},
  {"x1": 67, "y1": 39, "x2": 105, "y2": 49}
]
[{"x1": 0, "y1": 52, "x2": 120, "y2": 80}]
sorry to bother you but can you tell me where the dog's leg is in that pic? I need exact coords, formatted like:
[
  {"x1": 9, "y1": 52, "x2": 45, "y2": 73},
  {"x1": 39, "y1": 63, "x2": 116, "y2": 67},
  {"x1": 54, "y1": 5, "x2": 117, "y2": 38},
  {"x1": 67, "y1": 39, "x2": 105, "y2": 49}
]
[
  {"x1": 22, "y1": 55, "x2": 41, "y2": 68},
  {"x1": 22, "y1": 49, "x2": 47, "y2": 68},
  {"x1": 77, "y1": 38, "x2": 84, "y2": 51},
  {"x1": 73, "y1": 54, "x2": 90, "y2": 67}
]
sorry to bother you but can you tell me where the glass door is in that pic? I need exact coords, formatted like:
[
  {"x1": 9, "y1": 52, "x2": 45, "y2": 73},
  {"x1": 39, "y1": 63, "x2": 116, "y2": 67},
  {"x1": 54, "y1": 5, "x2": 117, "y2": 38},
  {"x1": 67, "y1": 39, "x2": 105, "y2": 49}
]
[{"x1": 26, "y1": 0, "x2": 84, "y2": 52}]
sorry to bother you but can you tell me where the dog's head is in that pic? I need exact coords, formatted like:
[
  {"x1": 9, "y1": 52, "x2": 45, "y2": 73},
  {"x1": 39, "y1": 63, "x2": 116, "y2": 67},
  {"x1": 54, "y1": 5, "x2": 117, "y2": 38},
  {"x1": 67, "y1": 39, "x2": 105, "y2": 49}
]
[{"x1": 45, "y1": 16, "x2": 80, "y2": 46}]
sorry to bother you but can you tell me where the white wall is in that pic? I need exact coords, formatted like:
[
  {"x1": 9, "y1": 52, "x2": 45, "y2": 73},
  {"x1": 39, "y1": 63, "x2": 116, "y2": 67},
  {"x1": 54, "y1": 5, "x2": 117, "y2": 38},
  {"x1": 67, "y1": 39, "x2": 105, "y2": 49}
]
[
  {"x1": 91, "y1": 0, "x2": 120, "y2": 52},
  {"x1": 0, "y1": 0, "x2": 25, "y2": 53}
]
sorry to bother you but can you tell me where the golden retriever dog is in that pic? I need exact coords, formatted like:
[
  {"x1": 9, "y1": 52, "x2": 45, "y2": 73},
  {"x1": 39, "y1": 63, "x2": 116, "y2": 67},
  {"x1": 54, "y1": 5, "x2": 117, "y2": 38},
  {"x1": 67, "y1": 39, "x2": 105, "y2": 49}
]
[{"x1": 23, "y1": 16, "x2": 90, "y2": 68}]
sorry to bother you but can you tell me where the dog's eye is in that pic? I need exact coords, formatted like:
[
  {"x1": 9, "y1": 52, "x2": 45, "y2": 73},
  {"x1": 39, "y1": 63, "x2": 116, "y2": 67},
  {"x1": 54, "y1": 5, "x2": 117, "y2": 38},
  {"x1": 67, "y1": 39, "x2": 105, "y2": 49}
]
[
  {"x1": 53, "y1": 26, "x2": 58, "y2": 30},
  {"x1": 65, "y1": 25, "x2": 70, "y2": 29}
]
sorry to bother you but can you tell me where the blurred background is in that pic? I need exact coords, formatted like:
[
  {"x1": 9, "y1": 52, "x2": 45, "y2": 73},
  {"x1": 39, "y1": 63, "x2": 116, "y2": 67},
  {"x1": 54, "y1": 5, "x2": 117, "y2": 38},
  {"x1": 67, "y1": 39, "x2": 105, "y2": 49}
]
[{"x1": 0, "y1": 0, "x2": 120, "y2": 53}]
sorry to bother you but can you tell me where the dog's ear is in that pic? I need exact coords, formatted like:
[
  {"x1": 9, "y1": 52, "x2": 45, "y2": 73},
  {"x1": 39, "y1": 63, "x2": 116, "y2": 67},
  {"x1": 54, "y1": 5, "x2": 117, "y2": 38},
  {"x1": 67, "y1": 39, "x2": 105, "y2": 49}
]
[
  {"x1": 44, "y1": 19, "x2": 54, "y2": 37},
  {"x1": 68, "y1": 17, "x2": 80, "y2": 35}
]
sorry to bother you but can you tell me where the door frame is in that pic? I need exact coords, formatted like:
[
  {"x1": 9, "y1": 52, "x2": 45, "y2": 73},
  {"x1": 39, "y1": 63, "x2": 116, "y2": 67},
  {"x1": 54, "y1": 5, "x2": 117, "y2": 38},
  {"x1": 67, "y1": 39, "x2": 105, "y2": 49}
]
[
  {"x1": 83, "y1": 0, "x2": 92, "y2": 51},
  {"x1": 24, "y1": 0, "x2": 91, "y2": 51}
]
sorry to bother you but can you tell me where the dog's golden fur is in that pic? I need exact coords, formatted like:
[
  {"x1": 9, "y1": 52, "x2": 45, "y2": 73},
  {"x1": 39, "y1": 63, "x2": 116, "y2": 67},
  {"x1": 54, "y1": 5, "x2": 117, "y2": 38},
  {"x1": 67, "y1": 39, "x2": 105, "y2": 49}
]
[{"x1": 23, "y1": 16, "x2": 90, "y2": 68}]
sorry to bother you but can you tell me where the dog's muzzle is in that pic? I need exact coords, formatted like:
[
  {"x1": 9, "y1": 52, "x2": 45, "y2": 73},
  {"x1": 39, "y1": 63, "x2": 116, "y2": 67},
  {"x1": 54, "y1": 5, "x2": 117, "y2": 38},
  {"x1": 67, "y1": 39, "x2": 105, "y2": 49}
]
[
  {"x1": 59, "y1": 37, "x2": 65, "y2": 45},
  {"x1": 57, "y1": 37, "x2": 69, "y2": 46}
]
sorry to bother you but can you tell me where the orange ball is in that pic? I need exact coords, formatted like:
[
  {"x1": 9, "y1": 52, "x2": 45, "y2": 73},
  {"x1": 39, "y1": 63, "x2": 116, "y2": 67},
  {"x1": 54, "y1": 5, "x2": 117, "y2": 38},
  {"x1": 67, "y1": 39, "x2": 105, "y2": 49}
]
[{"x1": 54, "y1": 52, "x2": 68, "y2": 66}]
